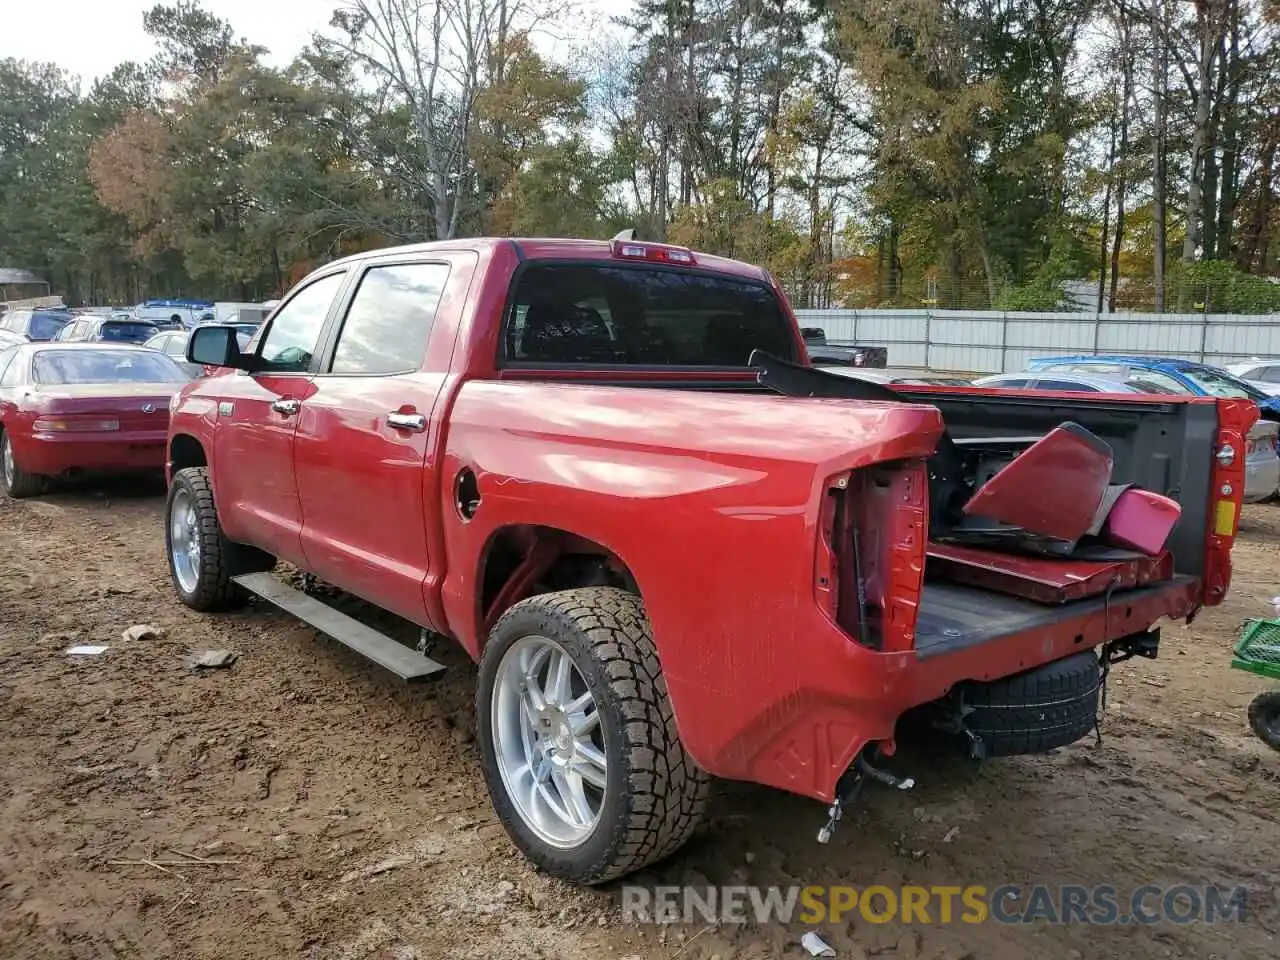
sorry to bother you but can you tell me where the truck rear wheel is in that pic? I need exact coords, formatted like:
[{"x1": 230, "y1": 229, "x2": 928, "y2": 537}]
[
  {"x1": 476, "y1": 587, "x2": 709, "y2": 885},
  {"x1": 166, "y1": 466, "x2": 274, "y2": 611}
]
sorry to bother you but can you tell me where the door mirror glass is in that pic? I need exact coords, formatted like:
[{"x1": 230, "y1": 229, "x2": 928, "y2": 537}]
[{"x1": 188, "y1": 325, "x2": 247, "y2": 369}]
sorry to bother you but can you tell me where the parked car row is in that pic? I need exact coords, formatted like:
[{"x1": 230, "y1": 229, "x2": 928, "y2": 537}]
[
  {"x1": 1, "y1": 305, "x2": 259, "y2": 359},
  {"x1": 3, "y1": 307, "x2": 167, "y2": 343},
  {"x1": 4, "y1": 327, "x2": 1279, "y2": 503},
  {"x1": 4, "y1": 298, "x2": 269, "y2": 342}
]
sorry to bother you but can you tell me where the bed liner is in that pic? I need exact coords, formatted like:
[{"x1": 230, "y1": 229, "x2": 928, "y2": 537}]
[{"x1": 914, "y1": 575, "x2": 1199, "y2": 658}]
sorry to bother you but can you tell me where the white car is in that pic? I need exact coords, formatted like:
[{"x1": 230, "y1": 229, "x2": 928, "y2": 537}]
[{"x1": 1226, "y1": 359, "x2": 1280, "y2": 396}]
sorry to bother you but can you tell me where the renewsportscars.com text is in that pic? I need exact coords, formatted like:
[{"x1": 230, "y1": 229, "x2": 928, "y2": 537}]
[{"x1": 621, "y1": 884, "x2": 1248, "y2": 926}]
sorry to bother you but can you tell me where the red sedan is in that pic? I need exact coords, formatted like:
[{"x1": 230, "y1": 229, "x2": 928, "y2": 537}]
[{"x1": 0, "y1": 343, "x2": 190, "y2": 497}]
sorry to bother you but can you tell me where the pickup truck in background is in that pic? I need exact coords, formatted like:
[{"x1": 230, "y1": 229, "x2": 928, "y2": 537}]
[
  {"x1": 800, "y1": 326, "x2": 888, "y2": 367},
  {"x1": 166, "y1": 236, "x2": 1252, "y2": 885}
]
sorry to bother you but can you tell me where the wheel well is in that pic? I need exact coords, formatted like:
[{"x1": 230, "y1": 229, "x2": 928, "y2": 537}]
[
  {"x1": 170, "y1": 434, "x2": 207, "y2": 472},
  {"x1": 478, "y1": 525, "x2": 639, "y2": 638}
]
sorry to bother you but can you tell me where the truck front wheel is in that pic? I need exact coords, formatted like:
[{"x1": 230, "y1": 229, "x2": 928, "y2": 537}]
[
  {"x1": 166, "y1": 467, "x2": 274, "y2": 611},
  {"x1": 476, "y1": 587, "x2": 709, "y2": 885}
]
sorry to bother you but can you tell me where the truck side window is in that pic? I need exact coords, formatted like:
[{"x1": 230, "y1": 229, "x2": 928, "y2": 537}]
[
  {"x1": 329, "y1": 263, "x2": 450, "y2": 375},
  {"x1": 256, "y1": 272, "x2": 345, "y2": 374}
]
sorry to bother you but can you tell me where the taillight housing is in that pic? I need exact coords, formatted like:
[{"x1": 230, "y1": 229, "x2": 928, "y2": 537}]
[
  {"x1": 1203, "y1": 399, "x2": 1257, "y2": 605},
  {"x1": 814, "y1": 476, "x2": 844, "y2": 621},
  {"x1": 815, "y1": 461, "x2": 929, "y2": 651}
]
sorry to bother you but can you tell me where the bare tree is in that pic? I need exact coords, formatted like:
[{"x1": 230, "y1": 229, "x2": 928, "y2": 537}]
[{"x1": 323, "y1": 0, "x2": 528, "y2": 239}]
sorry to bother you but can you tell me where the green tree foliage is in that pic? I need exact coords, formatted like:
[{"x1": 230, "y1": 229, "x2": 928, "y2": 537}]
[
  {"x1": 995, "y1": 231, "x2": 1094, "y2": 311},
  {"x1": 0, "y1": 61, "x2": 97, "y2": 301},
  {"x1": 3, "y1": 0, "x2": 1280, "y2": 311},
  {"x1": 1176, "y1": 259, "x2": 1280, "y2": 313}
]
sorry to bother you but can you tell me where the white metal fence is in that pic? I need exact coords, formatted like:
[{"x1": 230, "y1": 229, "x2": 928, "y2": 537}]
[{"x1": 794, "y1": 308, "x2": 1280, "y2": 374}]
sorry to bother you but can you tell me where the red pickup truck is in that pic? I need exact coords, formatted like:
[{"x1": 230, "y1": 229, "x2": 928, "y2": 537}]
[{"x1": 166, "y1": 236, "x2": 1251, "y2": 885}]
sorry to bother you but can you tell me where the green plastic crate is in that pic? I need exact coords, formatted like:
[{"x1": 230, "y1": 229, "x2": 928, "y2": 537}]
[{"x1": 1233, "y1": 618, "x2": 1280, "y2": 681}]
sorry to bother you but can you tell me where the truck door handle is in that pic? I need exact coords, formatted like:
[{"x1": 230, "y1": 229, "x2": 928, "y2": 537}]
[
  {"x1": 387, "y1": 411, "x2": 427, "y2": 432},
  {"x1": 271, "y1": 398, "x2": 300, "y2": 416}
]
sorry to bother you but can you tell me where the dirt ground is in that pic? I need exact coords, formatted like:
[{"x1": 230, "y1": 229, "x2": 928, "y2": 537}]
[{"x1": 1, "y1": 485, "x2": 1278, "y2": 960}]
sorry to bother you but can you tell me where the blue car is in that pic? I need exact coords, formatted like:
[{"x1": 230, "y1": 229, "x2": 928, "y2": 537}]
[{"x1": 1027, "y1": 354, "x2": 1280, "y2": 418}]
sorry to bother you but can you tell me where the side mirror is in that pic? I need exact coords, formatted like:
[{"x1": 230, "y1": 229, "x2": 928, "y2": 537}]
[{"x1": 188, "y1": 325, "x2": 251, "y2": 370}]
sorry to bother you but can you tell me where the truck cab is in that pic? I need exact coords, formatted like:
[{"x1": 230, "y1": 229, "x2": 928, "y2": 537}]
[{"x1": 166, "y1": 237, "x2": 1251, "y2": 885}]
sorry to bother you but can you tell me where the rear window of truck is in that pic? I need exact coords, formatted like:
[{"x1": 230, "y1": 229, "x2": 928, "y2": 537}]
[{"x1": 502, "y1": 263, "x2": 797, "y2": 367}]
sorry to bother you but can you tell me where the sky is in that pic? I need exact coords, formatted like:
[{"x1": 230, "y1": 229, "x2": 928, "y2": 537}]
[
  {"x1": 0, "y1": 0, "x2": 619, "y2": 86},
  {"x1": 1, "y1": 0, "x2": 334, "y2": 83},
  {"x1": 0, "y1": 0, "x2": 615, "y2": 86}
]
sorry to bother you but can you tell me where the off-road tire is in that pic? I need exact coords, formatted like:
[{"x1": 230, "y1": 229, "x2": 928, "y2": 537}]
[
  {"x1": 0, "y1": 430, "x2": 45, "y2": 498},
  {"x1": 476, "y1": 587, "x2": 710, "y2": 885},
  {"x1": 956, "y1": 651, "x2": 1101, "y2": 757},
  {"x1": 1247, "y1": 690, "x2": 1280, "y2": 752},
  {"x1": 166, "y1": 466, "x2": 274, "y2": 612}
]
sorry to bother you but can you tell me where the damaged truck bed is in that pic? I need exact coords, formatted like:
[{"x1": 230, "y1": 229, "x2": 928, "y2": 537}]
[{"x1": 747, "y1": 349, "x2": 1249, "y2": 780}]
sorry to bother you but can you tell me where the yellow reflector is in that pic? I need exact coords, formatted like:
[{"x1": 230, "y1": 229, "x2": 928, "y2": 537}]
[{"x1": 1214, "y1": 499, "x2": 1237, "y2": 536}]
